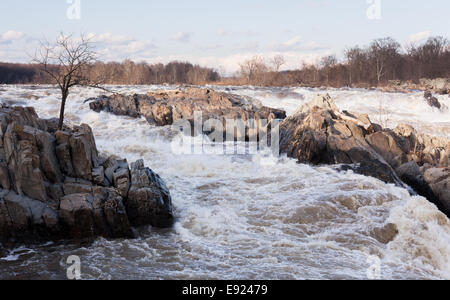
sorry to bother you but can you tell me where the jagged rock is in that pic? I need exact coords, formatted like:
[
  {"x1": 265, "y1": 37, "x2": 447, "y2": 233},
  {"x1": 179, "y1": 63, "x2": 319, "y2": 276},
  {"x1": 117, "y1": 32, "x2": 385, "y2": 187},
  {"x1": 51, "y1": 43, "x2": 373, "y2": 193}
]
[
  {"x1": 280, "y1": 94, "x2": 450, "y2": 216},
  {"x1": 59, "y1": 193, "x2": 96, "y2": 239},
  {"x1": 46, "y1": 183, "x2": 64, "y2": 203},
  {"x1": 69, "y1": 125, "x2": 99, "y2": 181},
  {"x1": 279, "y1": 94, "x2": 403, "y2": 185},
  {"x1": 366, "y1": 131, "x2": 405, "y2": 168},
  {"x1": 92, "y1": 166, "x2": 109, "y2": 187},
  {"x1": 55, "y1": 131, "x2": 74, "y2": 176},
  {"x1": 395, "y1": 161, "x2": 443, "y2": 210},
  {"x1": 0, "y1": 105, "x2": 175, "y2": 243},
  {"x1": 420, "y1": 78, "x2": 449, "y2": 95},
  {"x1": 423, "y1": 168, "x2": 450, "y2": 213},
  {"x1": 113, "y1": 167, "x2": 130, "y2": 197},
  {"x1": 63, "y1": 178, "x2": 93, "y2": 195},
  {"x1": 0, "y1": 106, "x2": 45, "y2": 131},
  {"x1": 127, "y1": 159, "x2": 174, "y2": 227},
  {"x1": 0, "y1": 189, "x2": 59, "y2": 241},
  {"x1": 59, "y1": 188, "x2": 134, "y2": 239},
  {"x1": 6, "y1": 128, "x2": 48, "y2": 202},
  {"x1": 0, "y1": 161, "x2": 10, "y2": 190},
  {"x1": 424, "y1": 91, "x2": 442, "y2": 109},
  {"x1": 88, "y1": 87, "x2": 286, "y2": 137},
  {"x1": 92, "y1": 186, "x2": 133, "y2": 238},
  {"x1": 103, "y1": 156, "x2": 120, "y2": 184}
]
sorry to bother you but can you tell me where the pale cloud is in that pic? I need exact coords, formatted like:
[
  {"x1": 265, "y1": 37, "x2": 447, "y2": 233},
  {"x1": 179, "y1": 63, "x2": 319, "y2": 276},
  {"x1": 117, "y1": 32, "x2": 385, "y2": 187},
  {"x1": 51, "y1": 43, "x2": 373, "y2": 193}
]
[
  {"x1": 111, "y1": 41, "x2": 155, "y2": 55},
  {"x1": 302, "y1": 41, "x2": 327, "y2": 51},
  {"x1": 86, "y1": 32, "x2": 134, "y2": 44},
  {"x1": 283, "y1": 36, "x2": 302, "y2": 48},
  {"x1": 1, "y1": 30, "x2": 25, "y2": 43},
  {"x1": 407, "y1": 31, "x2": 432, "y2": 44},
  {"x1": 84, "y1": 32, "x2": 156, "y2": 60},
  {"x1": 273, "y1": 36, "x2": 327, "y2": 52},
  {"x1": 172, "y1": 32, "x2": 192, "y2": 43}
]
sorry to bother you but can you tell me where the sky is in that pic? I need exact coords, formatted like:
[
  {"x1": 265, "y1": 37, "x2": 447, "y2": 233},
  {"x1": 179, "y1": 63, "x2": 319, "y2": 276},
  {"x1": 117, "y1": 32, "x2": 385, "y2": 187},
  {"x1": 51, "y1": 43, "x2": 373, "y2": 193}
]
[{"x1": 0, "y1": 0, "x2": 449, "y2": 74}]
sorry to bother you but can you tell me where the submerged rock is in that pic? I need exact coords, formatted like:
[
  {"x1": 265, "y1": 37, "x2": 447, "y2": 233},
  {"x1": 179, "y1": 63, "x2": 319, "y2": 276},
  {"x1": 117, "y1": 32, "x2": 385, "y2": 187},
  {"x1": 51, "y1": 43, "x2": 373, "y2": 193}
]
[
  {"x1": 279, "y1": 94, "x2": 450, "y2": 216},
  {"x1": 424, "y1": 91, "x2": 442, "y2": 109},
  {"x1": 0, "y1": 105, "x2": 174, "y2": 243}
]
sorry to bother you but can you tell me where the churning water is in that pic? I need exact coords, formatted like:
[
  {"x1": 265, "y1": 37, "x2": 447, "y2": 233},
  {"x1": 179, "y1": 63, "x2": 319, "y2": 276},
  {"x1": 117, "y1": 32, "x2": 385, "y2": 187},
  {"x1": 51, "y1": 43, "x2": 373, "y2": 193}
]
[{"x1": 0, "y1": 85, "x2": 449, "y2": 280}]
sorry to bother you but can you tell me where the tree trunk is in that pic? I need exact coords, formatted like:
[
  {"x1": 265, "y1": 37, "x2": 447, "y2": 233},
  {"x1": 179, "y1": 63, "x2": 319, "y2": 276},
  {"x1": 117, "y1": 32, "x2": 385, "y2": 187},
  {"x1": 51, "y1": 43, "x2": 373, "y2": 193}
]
[{"x1": 58, "y1": 92, "x2": 68, "y2": 130}]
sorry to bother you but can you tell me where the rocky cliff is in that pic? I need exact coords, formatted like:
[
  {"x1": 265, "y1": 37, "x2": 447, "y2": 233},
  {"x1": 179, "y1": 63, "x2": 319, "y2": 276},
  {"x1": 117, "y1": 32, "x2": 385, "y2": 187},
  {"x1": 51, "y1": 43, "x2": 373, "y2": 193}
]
[
  {"x1": 0, "y1": 105, "x2": 174, "y2": 243},
  {"x1": 279, "y1": 94, "x2": 450, "y2": 216}
]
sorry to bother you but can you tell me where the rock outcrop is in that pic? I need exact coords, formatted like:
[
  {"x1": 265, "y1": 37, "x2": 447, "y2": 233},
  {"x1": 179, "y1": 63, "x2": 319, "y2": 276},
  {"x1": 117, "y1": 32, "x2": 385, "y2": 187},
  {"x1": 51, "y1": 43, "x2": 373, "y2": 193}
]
[
  {"x1": 0, "y1": 105, "x2": 174, "y2": 243},
  {"x1": 384, "y1": 78, "x2": 449, "y2": 95},
  {"x1": 279, "y1": 94, "x2": 450, "y2": 216},
  {"x1": 88, "y1": 87, "x2": 286, "y2": 135},
  {"x1": 424, "y1": 91, "x2": 442, "y2": 109},
  {"x1": 420, "y1": 78, "x2": 449, "y2": 95}
]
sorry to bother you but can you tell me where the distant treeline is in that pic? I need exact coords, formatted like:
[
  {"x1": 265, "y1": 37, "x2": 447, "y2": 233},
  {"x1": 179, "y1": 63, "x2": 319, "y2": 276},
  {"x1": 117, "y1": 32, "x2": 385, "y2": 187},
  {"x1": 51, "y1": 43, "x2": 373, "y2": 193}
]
[
  {"x1": 1, "y1": 36, "x2": 448, "y2": 87},
  {"x1": 235, "y1": 36, "x2": 450, "y2": 87},
  {"x1": 0, "y1": 60, "x2": 220, "y2": 85}
]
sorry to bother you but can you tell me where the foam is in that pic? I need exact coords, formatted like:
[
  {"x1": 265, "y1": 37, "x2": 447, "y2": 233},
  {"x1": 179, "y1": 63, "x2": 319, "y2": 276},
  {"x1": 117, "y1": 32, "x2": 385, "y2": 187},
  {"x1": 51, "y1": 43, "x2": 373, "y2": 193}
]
[{"x1": 0, "y1": 85, "x2": 448, "y2": 279}]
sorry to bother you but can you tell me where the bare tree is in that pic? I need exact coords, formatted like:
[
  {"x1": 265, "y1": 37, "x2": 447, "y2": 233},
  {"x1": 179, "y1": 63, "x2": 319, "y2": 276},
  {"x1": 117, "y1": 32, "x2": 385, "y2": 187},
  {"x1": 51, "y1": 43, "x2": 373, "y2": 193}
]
[
  {"x1": 239, "y1": 58, "x2": 258, "y2": 84},
  {"x1": 271, "y1": 55, "x2": 286, "y2": 72},
  {"x1": 320, "y1": 55, "x2": 337, "y2": 84},
  {"x1": 33, "y1": 33, "x2": 99, "y2": 130},
  {"x1": 239, "y1": 56, "x2": 269, "y2": 85},
  {"x1": 370, "y1": 38, "x2": 400, "y2": 84},
  {"x1": 345, "y1": 47, "x2": 365, "y2": 85}
]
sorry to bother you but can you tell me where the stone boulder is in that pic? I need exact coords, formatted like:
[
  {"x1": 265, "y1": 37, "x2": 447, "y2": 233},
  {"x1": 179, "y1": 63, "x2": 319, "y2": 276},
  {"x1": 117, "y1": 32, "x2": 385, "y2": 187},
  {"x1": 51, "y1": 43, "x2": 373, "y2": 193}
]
[
  {"x1": 0, "y1": 189, "x2": 59, "y2": 241},
  {"x1": 88, "y1": 87, "x2": 286, "y2": 138},
  {"x1": 0, "y1": 105, "x2": 175, "y2": 243},
  {"x1": 424, "y1": 91, "x2": 442, "y2": 109},
  {"x1": 279, "y1": 94, "x2": 450, "y2": 217},
  {"x1": 127, "y1": 160, "x2": 174, "y2": 227},
  {"x1": 279, "y1": 94, "x2": 405, "y2": 185},
  {"x1": 423, "y1": 168, "x2": 450, "y2": 213},
  {"x1": 420, "y1": 78, "x2": 450, "y2": 95}
]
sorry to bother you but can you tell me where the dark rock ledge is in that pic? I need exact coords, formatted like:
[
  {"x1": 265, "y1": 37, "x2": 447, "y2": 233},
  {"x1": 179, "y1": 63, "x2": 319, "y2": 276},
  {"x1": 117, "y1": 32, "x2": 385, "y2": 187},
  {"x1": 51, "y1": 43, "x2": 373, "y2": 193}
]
[
  {"x1": 88, "y1": 86, "x2": 286, "y2": 138},
  {"x1": 0, "y1": 105, "x2": 174, "y2": 243},
  {"x1": 279, "y1": 94, "x2": 450, "y2": 217}
]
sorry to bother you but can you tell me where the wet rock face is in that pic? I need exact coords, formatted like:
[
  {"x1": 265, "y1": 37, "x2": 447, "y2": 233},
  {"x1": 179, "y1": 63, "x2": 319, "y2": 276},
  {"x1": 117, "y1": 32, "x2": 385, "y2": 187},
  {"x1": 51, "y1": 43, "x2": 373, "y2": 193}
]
[
  {"x1": 383, "y1": 78, "x2": 449, "y2": 95},
  {"x1": 279, "y1": 94, "x2": 450, "y2": 216},
  {"x1": 424, "y1": 91, "x2": 442, "y2": 109},
  {"x1": 279, "y1": 94, "x2": 405, "y2": 185},
  {"x1": 423, "y1": 168, "x2": 450, "y2": 213},
  {"x1": 420, "y1": 78, "x2": 450, "y2": 95},
  {"x1": 89, "y1": 87, "x2": 286, "y2": 130},
  {"x1": 0, "y1": 105, "x2": 174, "y2": 243},
  {"x1": 127, "y1": 160, "x2": 174, "y2": 228}
]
